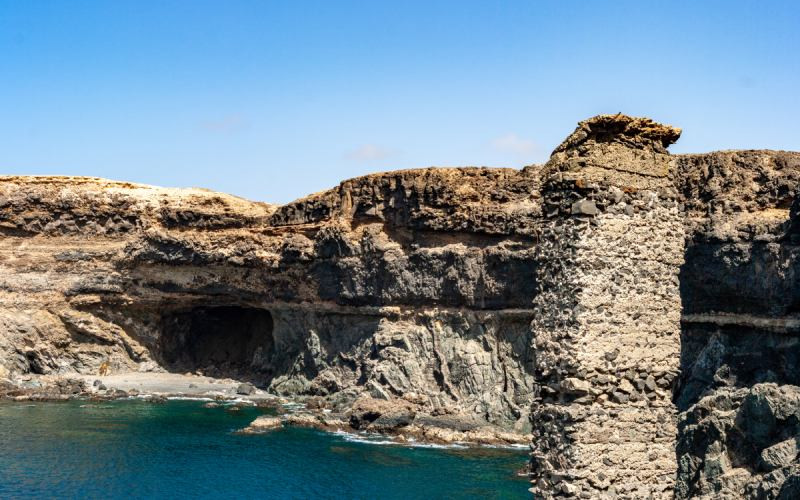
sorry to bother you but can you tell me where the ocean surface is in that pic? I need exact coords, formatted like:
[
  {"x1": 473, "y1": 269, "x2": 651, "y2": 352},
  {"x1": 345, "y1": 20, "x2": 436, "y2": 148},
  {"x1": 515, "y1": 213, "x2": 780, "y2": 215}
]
[{"x1": 0, "y1": 399, "x2": 529, "y2": 499}]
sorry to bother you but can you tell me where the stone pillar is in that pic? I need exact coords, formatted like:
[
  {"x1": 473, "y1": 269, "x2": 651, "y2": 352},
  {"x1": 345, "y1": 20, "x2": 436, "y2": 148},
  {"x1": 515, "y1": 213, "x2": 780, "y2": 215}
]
[{"x1": 530, "y1": 115, "x2": 684, "y2": 498}]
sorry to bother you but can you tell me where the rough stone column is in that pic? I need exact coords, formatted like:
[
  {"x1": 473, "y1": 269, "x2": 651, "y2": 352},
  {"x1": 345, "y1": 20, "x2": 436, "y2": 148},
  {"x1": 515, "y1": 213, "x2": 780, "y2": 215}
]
[{"x1": 530, "y1": 115, "x2": 684, "y2": 498}]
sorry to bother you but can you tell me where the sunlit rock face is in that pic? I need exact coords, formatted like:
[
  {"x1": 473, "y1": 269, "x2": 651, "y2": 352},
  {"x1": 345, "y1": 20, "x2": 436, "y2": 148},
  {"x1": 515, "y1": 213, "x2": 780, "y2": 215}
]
[
  {"x1": 529, "y1": 115, "x2": 685, "y2": 499},
  {"x1": 1, "y1": 115, "x2": 799, "y2": 498},
  {"x1": 0, "y1": 168, "x2": 541, "y2": 435}
]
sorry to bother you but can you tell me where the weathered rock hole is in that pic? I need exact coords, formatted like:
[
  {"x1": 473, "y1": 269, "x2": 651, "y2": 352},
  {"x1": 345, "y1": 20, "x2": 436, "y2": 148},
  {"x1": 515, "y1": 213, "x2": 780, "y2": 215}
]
[{"x1": 158, "y1": 306, "x2": 274, "y2": 381}]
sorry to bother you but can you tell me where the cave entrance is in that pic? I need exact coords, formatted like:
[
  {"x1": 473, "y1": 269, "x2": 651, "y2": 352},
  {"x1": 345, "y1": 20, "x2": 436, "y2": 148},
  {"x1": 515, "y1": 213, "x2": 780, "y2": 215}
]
[{"x1": 159, "y1": 306, "x2": 274, "y2": 381}]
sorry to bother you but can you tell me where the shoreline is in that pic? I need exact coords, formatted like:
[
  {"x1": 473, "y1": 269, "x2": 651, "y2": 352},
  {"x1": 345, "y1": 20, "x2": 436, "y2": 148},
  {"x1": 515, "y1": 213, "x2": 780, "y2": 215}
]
[{"x1": 0, "y1": 371, "x2": 532, "y2": 449}]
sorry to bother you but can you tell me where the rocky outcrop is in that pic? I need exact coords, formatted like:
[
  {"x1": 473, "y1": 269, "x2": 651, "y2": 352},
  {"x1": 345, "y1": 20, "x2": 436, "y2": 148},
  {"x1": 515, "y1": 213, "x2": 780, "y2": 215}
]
[
  {"x1": 0, "y1": 114, "x2": 799, "y2": 497},
  {"x1": 529, "y1": 115, "x2": 685, "y2": 498},
  {"x1": 0, "y1": 170, "x2": 539, "y2": 439},
  {"x1": 676, "y1": 384, "x2": 800, "y2": 499},
  {"x1": 673, "y1": 149, "x2": 800, "y2": 499}
]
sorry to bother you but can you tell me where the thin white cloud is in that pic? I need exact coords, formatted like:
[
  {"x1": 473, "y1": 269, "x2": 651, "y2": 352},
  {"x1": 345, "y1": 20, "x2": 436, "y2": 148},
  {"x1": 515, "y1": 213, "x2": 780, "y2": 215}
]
[
  {"x1": 491, "y1": 133, "x2": 536, "y2": 155},
  {"x1": 200, "y1": 113, "x2": 248, "y2": 133},
  {"x1": 345, "y1": 144, "x2": 394, "y2": 162}
]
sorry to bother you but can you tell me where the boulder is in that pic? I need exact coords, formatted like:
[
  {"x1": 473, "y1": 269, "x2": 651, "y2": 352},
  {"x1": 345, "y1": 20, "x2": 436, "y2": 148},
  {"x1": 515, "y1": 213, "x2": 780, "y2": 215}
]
[
  {"x1": 242, "y1": 416, "x2": 283, "y2": 433},
  {"x1": 348, "y1": 396, "x2": 417, "y2": 430},
  {"x1": 571, "y1": 199, "x2": 598, "y2": 216},
  {"x1": 561, "y1": 378, "x2": 591, "y2": 395},
  {"x1": 284, "y1": 413, "x2": 323, "y2": 428},
  {"x1": 236, "y1": 383, "x2": 256, "y2": 395},
  {"x1": 368, "y1": 411, "x2": 415, "y2": 432}
]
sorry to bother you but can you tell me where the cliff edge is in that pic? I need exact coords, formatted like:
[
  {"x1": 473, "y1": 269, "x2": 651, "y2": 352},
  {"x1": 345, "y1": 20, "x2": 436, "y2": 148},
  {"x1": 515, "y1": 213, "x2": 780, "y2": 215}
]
[{"x1": 1, "y1": 114, "x2": 799, "y2": 498}]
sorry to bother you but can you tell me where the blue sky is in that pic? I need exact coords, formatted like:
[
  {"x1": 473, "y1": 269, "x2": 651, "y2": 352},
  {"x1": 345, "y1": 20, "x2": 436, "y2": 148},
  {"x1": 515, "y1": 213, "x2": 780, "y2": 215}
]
[{"x1": 1, "y1": 1, "x2": 798, "y2": 203}]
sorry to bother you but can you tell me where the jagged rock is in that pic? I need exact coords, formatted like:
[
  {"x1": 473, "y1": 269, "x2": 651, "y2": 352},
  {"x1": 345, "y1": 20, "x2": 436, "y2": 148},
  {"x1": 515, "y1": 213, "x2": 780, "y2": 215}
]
[
  {"x1": 369, "y1": 411, "x2": 415, "y2": 432},
  {"x1": 241, "y1": 416, "x2": 283, "y2": 433},
  {"x1": 676, "y1": 384, "x2": 800, "y2": 498},
  {"x1": 571, "y1": 199, "x2": 598, "y2": 216},
  {"x1": 348, "y1": 396, "x2": 417, "y2": 430},
  {"x1": 761, "y1": 439, "x2": 799, "y2": 471},
  {"x1": 616, "y1": 379, "x2": 634, "y2": 394},
  {"x1": 560, "y1": 378, "x2": 591, "y2": 394}
]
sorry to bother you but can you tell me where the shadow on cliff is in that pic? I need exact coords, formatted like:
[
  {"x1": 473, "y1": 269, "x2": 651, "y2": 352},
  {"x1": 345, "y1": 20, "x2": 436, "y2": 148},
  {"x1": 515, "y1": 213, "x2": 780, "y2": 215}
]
[
  {"x1": 158, "y1": 305, "x2": 276, "y2": 381},
  {"x1": 75, "y1": 302, "x2": 359, "y2": 389},
  {"x1": 675, "y1": 211, "x2": 800, "y2": 411}
]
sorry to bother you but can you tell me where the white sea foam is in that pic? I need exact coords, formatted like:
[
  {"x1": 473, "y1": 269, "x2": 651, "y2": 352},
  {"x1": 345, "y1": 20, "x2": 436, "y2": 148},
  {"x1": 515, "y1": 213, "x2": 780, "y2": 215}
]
[
  {"x1": 226, "y1": 398, "x2": 256, "y2": 405},
  {"x1": 332, "y1": 430, "x2": 468, "y2": 449},
  {"x1": 342, "y1": 436, "x2": 400, "y2": 446},
  {"x1": 406, "y1": 441, "x2": 468, "y2": 449},
  {"x1": 460, "y1": 441, "x2": 529, "y2": 450}
]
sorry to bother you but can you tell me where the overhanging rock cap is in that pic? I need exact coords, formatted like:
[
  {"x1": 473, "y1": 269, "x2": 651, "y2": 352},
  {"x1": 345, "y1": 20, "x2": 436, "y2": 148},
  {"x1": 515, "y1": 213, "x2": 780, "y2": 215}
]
[
  {"x1": 545, "y1": 114, "x2": 682, "y2": 186},
  {"x1": 552, "y1": 113, "x2": 682, "y2": 155}
]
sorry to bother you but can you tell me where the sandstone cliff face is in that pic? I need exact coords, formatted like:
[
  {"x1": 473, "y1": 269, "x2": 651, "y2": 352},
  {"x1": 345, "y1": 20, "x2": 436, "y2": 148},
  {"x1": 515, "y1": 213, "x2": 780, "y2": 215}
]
[{"x1": 0, "y1": 115, "x2": 798, "y2": 498}]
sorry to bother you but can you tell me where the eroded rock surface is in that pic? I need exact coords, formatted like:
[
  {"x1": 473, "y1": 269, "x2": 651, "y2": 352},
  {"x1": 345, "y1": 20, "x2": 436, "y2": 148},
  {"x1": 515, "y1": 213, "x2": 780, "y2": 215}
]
[
  {"x1": 673, "y1": 148, "x2": 800, "y2": 499},
  {"x1": 528, "y1": 115, "x2": 684, "y2": 499},
  {"x1": 1, "y1": 114, "x2": 799, "y2": 497},
  {"x1": 0, "y1": 169, "x2": 539, "y2": 441}
]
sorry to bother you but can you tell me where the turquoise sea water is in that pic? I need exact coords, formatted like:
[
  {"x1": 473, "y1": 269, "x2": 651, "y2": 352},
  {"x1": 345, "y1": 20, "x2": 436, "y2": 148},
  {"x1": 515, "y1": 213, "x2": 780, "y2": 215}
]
[{"x1": 0, "y1": 400, "x2": 529, "y2": 499}]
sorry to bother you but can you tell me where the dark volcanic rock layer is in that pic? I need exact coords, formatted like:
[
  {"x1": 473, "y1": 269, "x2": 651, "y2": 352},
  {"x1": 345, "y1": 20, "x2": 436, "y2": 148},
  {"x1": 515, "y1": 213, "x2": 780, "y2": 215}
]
[
  {"x1": 0, "y1": 170, "x2": 540, "y2": 437},
  {"x1": 0, "y1": 114, "x2": 799, "y2": 498},
  {"x1": 673, "y1": 150, "x2": 800, "y2": 499}
]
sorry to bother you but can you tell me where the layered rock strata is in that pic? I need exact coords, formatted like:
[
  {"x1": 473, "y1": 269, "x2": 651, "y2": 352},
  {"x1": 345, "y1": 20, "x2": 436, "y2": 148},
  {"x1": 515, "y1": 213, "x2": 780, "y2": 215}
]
[
  {"x1": 0, "y1": 114, "x2": 799, "y2": 497},
  {"x1": 0, "y1": 170, "x2": 540, "y2": 439},
  {"x1": 673, "y1": 150, "x2": 800, "y2": 499}
]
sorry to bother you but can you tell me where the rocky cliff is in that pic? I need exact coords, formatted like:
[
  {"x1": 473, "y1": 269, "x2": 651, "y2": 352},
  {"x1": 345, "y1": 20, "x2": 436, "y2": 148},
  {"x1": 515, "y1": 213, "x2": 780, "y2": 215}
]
[
  {"x1": 674, "y1": 149, "x2": 800, "y2": 499},
  {"x1": 0, "y1": 169, "x2": 541, "y2": 443},
  {"x1": 0, "y1": 114, "x2": 798, "y2": 498}
]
